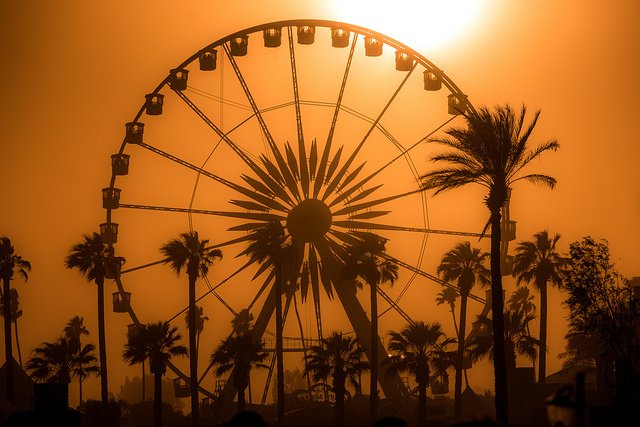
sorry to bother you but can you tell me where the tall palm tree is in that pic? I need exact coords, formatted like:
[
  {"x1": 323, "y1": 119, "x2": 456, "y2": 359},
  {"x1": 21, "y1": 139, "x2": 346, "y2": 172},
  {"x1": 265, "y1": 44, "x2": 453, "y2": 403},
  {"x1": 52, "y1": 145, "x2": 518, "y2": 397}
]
[
  {"x1": 65, "y1": 232, "x2": 116, "y2": 407},
  {"x1": 386, "y1": 321, "x2": 454, "y2": 427},
  {"x1": 71, "y1": 342, "x2": 100, "y2": 407},
  {"x1": 421, "y1": 104, "x2": 559, "y2": 424},
  {"x1": 242, "y1": 220, "x2": 300, "y2": 427},
  {"x1": 467, "y1": 302, "x2": 539, "y2": 370},
  {"x1": 512, "y1": 230, "x2": 565, "y2": 382},
  {"x1": 125, "y1": 323, "x2": 149, "y2": 403},
  {"x1": 64, "y1": 316, "x2": 89, "y2": 353},
  {"x1": 123, "y1": 322, "x2": 187, "y2": 427},
  {"x1": 184, "y1": 305, "x2": 208, "y2": 353},
  {"x1": 0, "y1": 236, "x2": 31, "y2": 403},
  {"x1": 437, "y1": 241, "x2": 490, "y2": 417},
  {"x1": 161, "y1": 231, "x2": 222, "y2": 427},
  {"x1": 0, "y1": 289, "x2": 23, "y2": 367},
  {"x1": 342, "y1": 232, "x2": 398, "y2": 425},
  {"x1": 305, "y1": 332, "x2": 369, "y2": 427},
  {"x1": 63, "y1": 316, "x2": 98, "y2": 407},
  {"x1": 436, "y1": 287, "x2": 459, "y2": 336},
  {"x1": 210, "y1": 329, "x2": 269, "y2": 413}
]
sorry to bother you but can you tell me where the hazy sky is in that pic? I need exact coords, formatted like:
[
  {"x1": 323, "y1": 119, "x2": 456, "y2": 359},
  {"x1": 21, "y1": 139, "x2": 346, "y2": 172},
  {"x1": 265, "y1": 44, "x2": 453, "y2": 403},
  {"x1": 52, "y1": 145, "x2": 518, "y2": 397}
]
[{"x1": 1, "y1": 0, "x2": 639, "y2": 404}]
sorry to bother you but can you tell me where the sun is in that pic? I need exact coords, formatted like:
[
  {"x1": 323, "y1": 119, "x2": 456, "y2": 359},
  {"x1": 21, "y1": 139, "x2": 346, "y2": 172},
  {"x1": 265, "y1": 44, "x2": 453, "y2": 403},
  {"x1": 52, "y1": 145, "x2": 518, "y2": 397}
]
[{"x1": 330, "y1": 0, "x2": 487, "y2": 51}]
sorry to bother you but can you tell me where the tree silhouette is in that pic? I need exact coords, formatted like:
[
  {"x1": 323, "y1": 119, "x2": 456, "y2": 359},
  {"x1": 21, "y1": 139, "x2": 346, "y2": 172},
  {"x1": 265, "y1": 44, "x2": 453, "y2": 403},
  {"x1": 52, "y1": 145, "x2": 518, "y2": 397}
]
[
  {"x1": 436, "y1": 287, "x2": 459, "y2": 336},
  {"x1": 64, "y1": 315, "x2": 89, "y2": 353},
  {"x1": 123, "y1": 322, "x2": 187, "y2": 427},
  {"x1": 421, "y1": 104, "x2": 558, "y2": 424},
  {"x1": 66, "y1": 232, "x2": 119, "y2": 409},
  {"x1": 437, "y1": 241, "x2": 490, "y2": 416},
  {"x1": 242, "y1": 220, "x2": 300, "y2": 427},
  {"x1": 161, "y1": 231, "x2": 222, "y2": 427},
  {"x1": 26, "y1": 337, "x2": 99, "y2": 390},
  {"x1": 184, "y1": 305, "x2": 208, "y2": 353},
  {"x1": 467, "y1": 298, "x2": 539, "y2": 369},
  {"x1": 210, "y1": 329, "x2": 269, "y2": 413},
  {"x1": 305, "y1": 332, "x2": 369, "y2": 427},
  {"x1": 0, "y1": 236, "x2": 30, "y2": 403},
  {"x1": 342, "y1": 232, "x2": 398, "y2": 425},
  {"x1": 386, "y1": 321, "x2": 454, "y2": 427},
  {"x1": 512, "y1": 230, "x2": 565, "y2": 382},
  {"x1": 0, "y1": 289, "x2": 23, "y2": 367},
  {"x1": 560, "y1": 237, "x2": 640, "y2": 424}
]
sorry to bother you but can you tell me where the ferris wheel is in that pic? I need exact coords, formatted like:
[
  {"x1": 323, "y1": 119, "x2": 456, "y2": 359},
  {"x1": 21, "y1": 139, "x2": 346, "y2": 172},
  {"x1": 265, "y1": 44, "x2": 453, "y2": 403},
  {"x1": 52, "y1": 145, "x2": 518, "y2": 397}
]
[{"x1": 100, "y1": 20, "x2": 516, "y2": 405}]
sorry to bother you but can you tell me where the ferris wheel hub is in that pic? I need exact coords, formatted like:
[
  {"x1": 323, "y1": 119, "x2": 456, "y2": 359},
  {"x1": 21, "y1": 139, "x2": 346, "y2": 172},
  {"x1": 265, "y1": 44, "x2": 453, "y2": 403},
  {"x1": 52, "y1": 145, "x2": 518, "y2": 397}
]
[{"x1": 286, "y1": 198, "x2": 332, "y2": 243}]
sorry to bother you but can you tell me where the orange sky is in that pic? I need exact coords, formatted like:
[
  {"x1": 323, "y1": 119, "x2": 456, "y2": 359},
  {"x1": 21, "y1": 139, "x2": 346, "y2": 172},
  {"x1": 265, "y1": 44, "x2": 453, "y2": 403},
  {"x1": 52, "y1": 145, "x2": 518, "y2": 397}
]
[{"x1": 1, "y1": 0, "x2": 639, "y2": 405}]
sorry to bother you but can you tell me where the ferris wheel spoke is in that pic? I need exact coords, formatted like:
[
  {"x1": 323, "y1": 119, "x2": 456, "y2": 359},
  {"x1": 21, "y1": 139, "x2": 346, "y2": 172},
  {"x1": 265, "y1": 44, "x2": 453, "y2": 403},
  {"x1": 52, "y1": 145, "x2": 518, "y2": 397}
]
[
  {"x1": 312, "y1": 238, "x2": 340, "y2": 298},
  {"x1": 321, "y1": 63, "x2": 417, "y2": 201},
  {"x1": 312, "y1": 31, "x2": 358, "y2": 199},
  {"x1": 328, "y1": 116, "x2": 458, "y2": 208},
  {"x1": 248, "y1": 269, "x2": 276, "y2": 311},
  {"x1": 287, "y1": 27, "x2": 310, "y2": 199},
  {"x1": 174, "y1": 90, "x2": 296, "y2": 207},
  {"x1": 118, "y1": 203, "x2": 285, "y2": 221},
  {"x1": 384, "y1": 253, "x2": 486, "y2": 304},
  {"x1": 333, "y1": 189, "x2": 423, "y2": 216},
  {"x1": 135, "y1": 140, "x2": 288, "y2": 212},
  {"x1": 332, "y1": 220, "x2": 485, "y2": 238},
  {"x1": 223, "y1": 43, "x2": 302, "y2": 203},
  {"x1": 377, "y1": 286, "x2": 415, "y2": 325}
]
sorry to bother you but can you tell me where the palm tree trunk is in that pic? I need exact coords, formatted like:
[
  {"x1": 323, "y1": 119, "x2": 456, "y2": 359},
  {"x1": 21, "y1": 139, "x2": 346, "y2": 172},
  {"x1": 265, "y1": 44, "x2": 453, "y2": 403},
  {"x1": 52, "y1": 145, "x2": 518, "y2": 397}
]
[
  {"x1": 79, "y1": 376, "x2": 83, "y2": 408},
  {"x1": 238, "y1": 387, "x2": 246, "y2": 413},
  {"x1": 3, "y1": 277, "x2": 14, "y2": 403},
  {"x1": 13, "y1": 319, "x2": 22, "y2": 367},
  {"x1": 538, "y1": 282, "x2": 548, "y2": 383},
  {"x1": 418, "y1": 382, "x2": 427, "y2": 427},
  {"x1": 489, "y1": 208, "x2": 508, "y2": 426},
  {"x1": 142, "y1": 360, "x2": 146, "y2": 402},
  {"x1": 275, "y1": 266, "x2": 285, "y2": 427},
  {"x1": 455, "y1": 293, "x2": 468, "y2": 417},
  {"x1": 188, "y1": 274, "x2": 199, "y2": 427},
  {"x1": 96, "y1": 277, "x2": 109, "y2": 409},
  {"x1": 334, "y1": 374, "x2": 345, "y2": 427},
  {"x1": 369, "y1": 280, "x2": 378, "y2": 426},
  {"x1": 154, "y1": 371, "x2": 162, "y2": 427}
]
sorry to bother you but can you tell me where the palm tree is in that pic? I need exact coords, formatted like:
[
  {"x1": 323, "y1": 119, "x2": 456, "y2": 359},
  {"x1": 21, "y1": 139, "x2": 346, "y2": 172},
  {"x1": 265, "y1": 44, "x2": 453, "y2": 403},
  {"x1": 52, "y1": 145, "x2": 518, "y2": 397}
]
[
  {"x1": 64, "y1": 316, "x2": 89, "y2": 353},
  {"x1": 386, "y1": 321, "x2": 454, "y2": 427},
  {"x1": 71, "y1": 343, "x2": 100, "y2": 407},
  {"x1": 123, "y1": 322, "x2": 187, "y2": 427},
  {"x1": 467, "y1": 301, "x2": 539, "y2": 370},
  {"x1": 436, "y1": 287, "x2": 459, "y2": 336},
  {"x1": 161, "y1": 231, "x2": 222, "y2": 427},
  {"x1": 27, "y1": 337, "x2": 77, "y2": 384},
  {"x1": 437, "y1": 241, "x2": 490, "y2": 417},
  {"x1": 243, "y1": 220, "x2": 300, "y2": 427},
  {"x1": 421, "y1": 104, "x2": 559, "y2": 424},
  {"x1": 231, "y1": 308, "x2": 254, "y2": 335},
  {"x1": 0, "y1": 236, "x2": 30, "y2": 403},
  {"x1": 26, "y1": 336, "x2": 98, "y2": 392},
  {"x1": 210, "y1": 329, "x2": 269, "y2": 413},
  {"x1": 65, "y1": 232, "x2": 117, "y2": 408},
  {"x1": 0, "y1": 289, "x2": 23, "y2": 367},
  {"x1": 184, "y1": 305, "x2": 208, "y2": 353},
  {"x1": 342, "y1": 232, "x2": 398, "y2": 425},
  {"x1": 63, "y1": 316, "x2": 98, "y2": 407},
  {"x1": 305, "y1": 332, "x2": 369, "y2": 427},
  {"x1": 512, "y1": 230, "x2": 565, "y2": 382}
]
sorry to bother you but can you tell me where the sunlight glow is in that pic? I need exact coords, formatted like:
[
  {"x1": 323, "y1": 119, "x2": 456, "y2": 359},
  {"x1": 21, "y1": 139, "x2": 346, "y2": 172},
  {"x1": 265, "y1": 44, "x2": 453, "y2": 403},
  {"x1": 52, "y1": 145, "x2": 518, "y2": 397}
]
[{"x1": 331, "y1": 0, "x2": 487, "y2": 51}]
